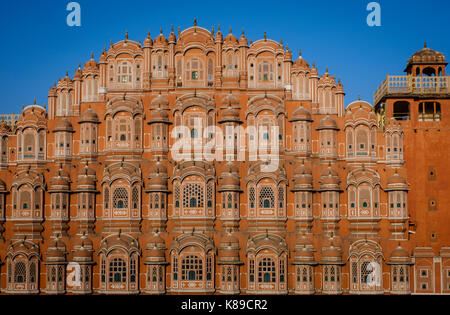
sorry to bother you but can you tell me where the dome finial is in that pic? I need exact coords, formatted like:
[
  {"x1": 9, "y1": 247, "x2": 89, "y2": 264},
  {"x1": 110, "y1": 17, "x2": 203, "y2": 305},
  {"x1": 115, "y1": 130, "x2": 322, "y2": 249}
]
[
  {"x1": 171, "y1": 24, "x2": 174, "y2": 32},
  {"x1": 424, "y1": 40, "x2": 427, "y2": 48},
  {"x1": 326, "y1": 66, "x2": 329, "y2": 73},
  {"x1": 358, "y1": 94, "x2": 361, "y2": 100},
  {"x1": 299, "y1": 48, "x2": 302, "y2": 57},
  {"x1": 91, "y1": 51, "x2": 94, "y2": 59},
  {"x1": 194, "y1": 17, "x2": 197, "y2": 26},
  {"x1": 264, "y1": 31, "x2": 267, "y2": 40},
  {"x1": 218, "y1": 24, "x2": 221, "y2": 32},
  {"x1": 160, "y1": 27, "x2": 163, "y2": 34},
  {"x1": 125, "y1": 30, "x2": 128, "y2": 40},
  {"x1": 242, "y1": 28, "x2": 245, "y2": 36},
  {"x1": 33, "y1": 98, "x2": 36, "y2": 105}
]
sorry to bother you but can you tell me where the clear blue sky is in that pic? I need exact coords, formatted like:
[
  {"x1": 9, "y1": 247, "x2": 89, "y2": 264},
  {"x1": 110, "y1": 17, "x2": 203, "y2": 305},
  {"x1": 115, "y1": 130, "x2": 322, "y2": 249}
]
[{"x1": 1, "y1": 0, "x2": 449, "y2": 113}]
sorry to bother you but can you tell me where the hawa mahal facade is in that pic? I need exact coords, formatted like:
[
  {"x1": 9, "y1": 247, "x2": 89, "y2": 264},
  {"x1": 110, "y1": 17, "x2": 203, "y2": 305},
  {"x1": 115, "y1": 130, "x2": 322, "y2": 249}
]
[{"x1": 0, "y1": 23, "x2": 449, "y2": 295}]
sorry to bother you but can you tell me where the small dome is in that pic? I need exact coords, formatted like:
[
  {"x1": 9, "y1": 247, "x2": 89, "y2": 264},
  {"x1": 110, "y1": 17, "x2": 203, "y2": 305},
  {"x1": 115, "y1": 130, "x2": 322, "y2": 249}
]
[
  {"x1": 80, "y1": 164, "x2": 96, "y2": 177},
  {"x1": 292, "y1": 162, "x2": 313, "y2": 191},
  {"x1": 79, "y1": 108, "x2": 99, "y2": 123},
  {"x1": 74, "y1": 68, "x2": 82, "y2": 80},
  {"x1": 294, "y1": 162, "x2": 312, "y2": 176},
  {"x1": 149, "y1": 160, "x2": 168, "y2": 176},
  {"x1": 84, "y1": 57, "x2": 98, "y2": 70},
  {"x1": 290, "y1": 106, "x2": 312, "y2": 122},
  {"x1": 147, "y1": 160, "x2": 169, "y2": 192},
  {"x1": 222, "y1": 93, "x2": 240, "y2": 107},
  {"x1": 150, "y1": 108, "x2": 170, "y2": 123},
  {"x1": 224, "y1": 31, "x2": 239, "y2": 45},
  {"x1": 294, "y1": 236, "x2": 316, "y2": 264},
  {"x1": 389, "y1": 244, "x2": 411, "y2": 264},
  {"x1": 319, "y1": 165, "x2": 340, "y2": 190},
  {"x1": 220, "y1": 174, "x2": 240, "y2": 189},
  {"x1": 77, "y1": 175, "x2": 96, "y2": 188},
  {"x1": 73, "y1": 234, "x2": 93, "y2": 249},
  {"x1": 406, "y1": 43, "x2": 446, "y2": 70},
  {"x1": 293, "y1": 51, "x2": 310, "y2": 70},
  {"x1": 320, "y1": 165, "x2": 339, "y2": 178},
  {"x1": 317, "y1": 115, "x2": 339, "y2": 130},
  {"x1": 387, "y1": 171, "x2": 407, "y2": 185},
  {"x1": 49, "y1": 168, "x2": 71, "y2": 191},
  {"x1": 221, "y1": 232, "x2": 239, "y2": 246},
  {"x1": 169, "y1": 28, "x2": 177, "y2": 42},
  {"x1": 151, "y1": 94, "x2": 169, "y2": 107},
  {"x1": 239, "y1": 31, "x2": 248, "y2": 46},
  {"x1": 220, "y1": 106, "x2": 241, "y2": 123},
  {"x1": 321, "y1": 245, "x2": 342, "y2": 260},
  {"x1": 318, "y1": 72, "x2": 336, "y2": 86},
  {"x1": 219, "y1": 162, "x2": 240, "y2": 191},
  {"x1": 223, "y1": 161, "x2": 239, "y2": 174},
  {"x1": 218, "y1": 232, "x2": 241, "y2": 263},
  {"x1": 148, "y1": 176, "x2": 167, "y2": 188},
  {"x1": 154, "y1": 31, "x2": 168, "y2": 46},
  {"x1": 144, "y1": 32, "x2": 153, "y2": 47},
  {"x1": 46, "y1": 238, "x2": 67, "y2": 263},
  {"x1": 391, "y1": 245, "x2": 409, "y2": 259},
  {"x1": 215, "y1": 27, "x2": 223, "y2": 42},
  {"x1": 74, "y1": 245, "x2": 93, "y2": 260},
  {"x1": 144, "y1": 232, "x2": 167, "y2": 263},
  {"x1": 54, "y1": 118, "x2": 73, "y2": 132}
]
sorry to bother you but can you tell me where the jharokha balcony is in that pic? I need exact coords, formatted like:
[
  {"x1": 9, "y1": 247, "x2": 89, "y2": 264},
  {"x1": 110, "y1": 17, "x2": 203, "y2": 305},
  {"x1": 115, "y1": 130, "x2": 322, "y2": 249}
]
[{"x1": 374, "y1": 75, "x2": 450, "y2": 106}]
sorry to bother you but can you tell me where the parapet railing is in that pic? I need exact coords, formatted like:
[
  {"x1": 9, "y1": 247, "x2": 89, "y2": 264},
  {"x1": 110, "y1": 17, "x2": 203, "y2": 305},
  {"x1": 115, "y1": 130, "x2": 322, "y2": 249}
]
[{"x1": 374, "y1": 75, "x2": 450, "y2": 105}]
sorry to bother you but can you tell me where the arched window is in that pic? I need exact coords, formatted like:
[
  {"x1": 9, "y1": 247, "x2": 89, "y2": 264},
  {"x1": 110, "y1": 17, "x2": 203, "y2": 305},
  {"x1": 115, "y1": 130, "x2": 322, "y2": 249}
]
[
  {"x1": 15, "y1": 261, "x2": 26, "y2": 283},
  {"x1": 258, "y1": 60, "x2": 274, "y2": 82},
  {"x1": 346, "y1": 129, "x2": 354, "y2": 157},
  {"x1": 358, "y1": 185, "x2": 372, "y2": 216},
  {"x1": 393, "y1": 101, "x2": 410, "y2": 121},
  {"x1": 249, "y1": 186, "x2": 256, "y2": 209},
  {"x1": 356, "y1": 128, "x2": 368, "y2": 156},
  {"x1": 259, "y1": 187, "x2": 275, "y2": 208},
  {"x1": 258, "y1": 258, "x2": 276, "y2": 283},
  {"x1": 30, "y1": 262, "x2": 36, "y2": 283},
  {"x1": 132, "y1": 187, "x2": 139, "y2": 209},
  {"x1": 21, "y1": 190, "x2": 31, "y2": 210},
  {"x1": 130, "y1": 257, "x2": 137, "y2": 283},
  {"x1": 117, "y1": 62, "x2": 132, "y2": 83},
  {"x1": 186, "y1": 58, "x2": 204, "y2": 82},
  {"x1": 181, "y1": 255, "x2": 203, "y2": 281},
  {"x1": 183, "y1": 184, "x2": 204, "y2": 208},
  {"x1": 207, "y1": 58, "x2": 214, "y2": 84},
  {"x1": 113, "y1": 188, "x2": 128, "y2": 209},
  {"x1": 109, "y1": 258, "x2": 127, "y2": 283},
  {"x1": 419, "y1": 102, "x2": 441, "y2": 122},
  {"x1": 104, "y1": 188, "x2": 109, "y2": 209}
]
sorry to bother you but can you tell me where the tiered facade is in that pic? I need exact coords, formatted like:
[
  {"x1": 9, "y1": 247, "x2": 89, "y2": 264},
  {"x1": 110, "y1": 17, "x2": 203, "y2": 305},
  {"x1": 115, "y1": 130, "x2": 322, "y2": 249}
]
[{"x1": 0, "y1": 24, "x2": 449, "y2": 294}]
